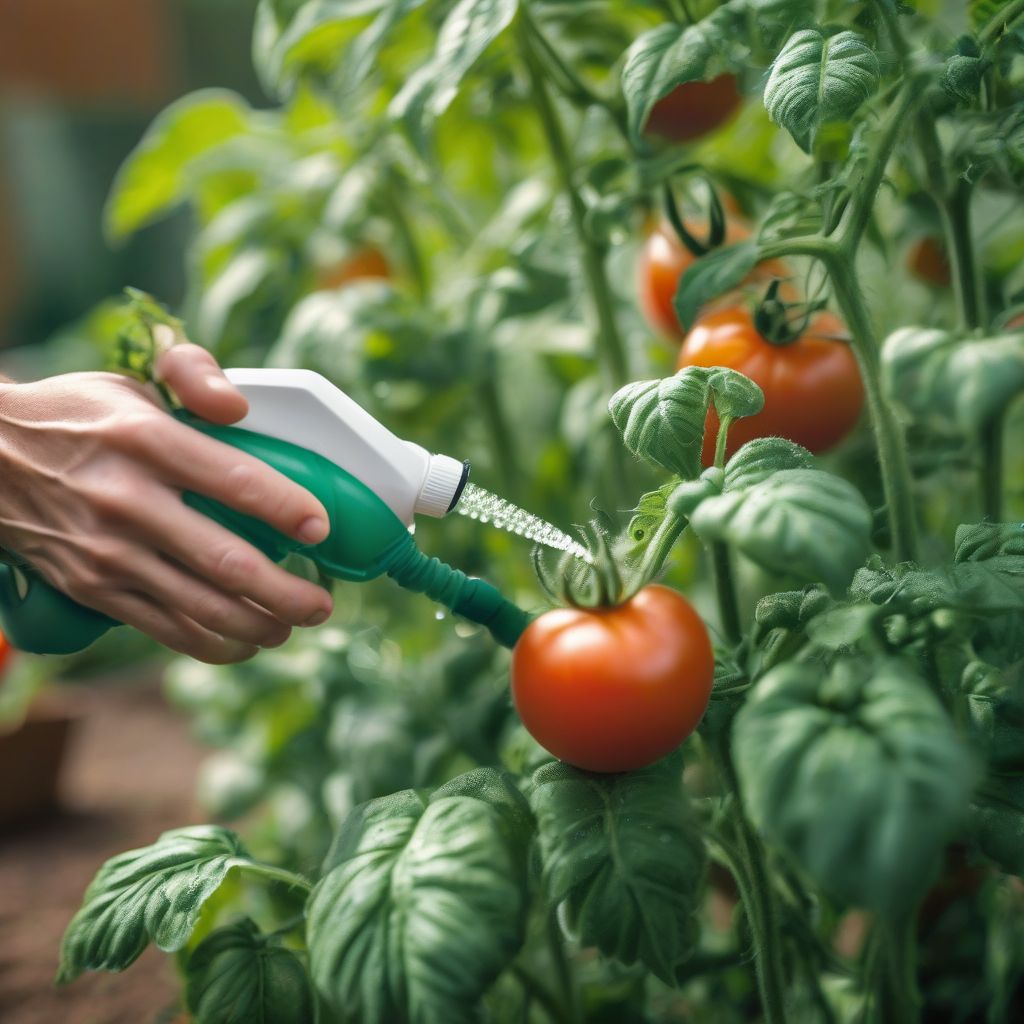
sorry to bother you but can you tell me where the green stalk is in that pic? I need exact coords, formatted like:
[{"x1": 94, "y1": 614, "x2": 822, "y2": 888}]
[
  {"x1": 713, "y1": 743, "x2": 789, "y2": 1024},
  {"x1": 824, "y1": 259, "x2": 919, "y2": 562},
  {"x1": 518, "y1": 18, "x2": 630, "y2": 389},
  {"x1": 940, "y1": 179, "x2": 986, "y2": 331},
  {"x1": 978, "y1": 0, "x2": 1024, "y2": 44},
  {"x1": 238, "y1": 862, "x2": 313, "y2": 895},
  {"x1": 864, "y1": 915, "x2": 921, "y2": 1024},
  {"x1": 981, "y1": 412, "x2": 1005, "y2": 521},
  {"x1": 638, "y1": 510, "x2": 688, "y2": 582},
  {"x1": 711, "y1": 415, "x2": 742, "y2": 643}
]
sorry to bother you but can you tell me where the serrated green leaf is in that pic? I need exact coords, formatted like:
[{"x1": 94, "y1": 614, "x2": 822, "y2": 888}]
[
  {"x1": 706, "y1": 365, "x2": 766, "y2": 421},
  {"x1": 673, "y1": 241, "x2": 759, "y2": 334},
  {"x1": 961, "y1": 661, "x2": 1024, "y2": 771},
  {"x1": 764, "y1": 30, "x2": 879, "y2": 152},
  {"x1": 105, "y1": 90, "x2": 251, "y2": 241},
  {"x1": 691, "y1": 468, "x2": 872, "y2": 592},
  {"x1": 308, "y1": 769, "x2": 530, "y2": 1024},
  {"x1": 621, "y1": 19, "x2": 733, "y2": 143},
  {"x1": 185, "y1": 918, "x2": 313, "y2": 1024},
  {"x1": 608, "y1": 367, "x2": 715, "y2": 479},
  {"x1": 58, "y1": 826, "x2": 253, "y2": 983},
  {"x1": 852, "y1": 558, "x2": 1024, "y2": 615},
  {"x1": 955, "y1": 522, "x2": 1024, "y2": 562},
  {"x1": 389, "y1": 0, "x2": 519, "y2": 153},
  {"x1": 971, "y1": 774, "x2": 1024, "y2": 875},
  {"x1": 735, "y1": 655, "x2": 977, "y2": 913},
  {"x1": 723, "y1": 437, "x2": 814, "y2": 492},
  {"x1": 528, "y1": 755, "x2": 704, "y2": 984},
  {"x1": 882, "y1": 327, "x2": 1024, "y2": 435}
]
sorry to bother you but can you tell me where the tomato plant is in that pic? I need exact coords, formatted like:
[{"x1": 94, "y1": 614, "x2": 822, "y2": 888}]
[
  {"x1": 511, "y1": 585, "x2": 713, "y2": 772},
  {"x1": 678, "y1": 304, "x2": 864, "y2": 462},
  {"x1": 48, "y1": 2, "x2": 1024, "y2": 1023}
]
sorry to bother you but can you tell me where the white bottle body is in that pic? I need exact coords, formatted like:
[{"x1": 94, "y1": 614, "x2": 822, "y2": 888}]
[{"x1": 223, "y1": 368, "x2": 465, "y2": 525}]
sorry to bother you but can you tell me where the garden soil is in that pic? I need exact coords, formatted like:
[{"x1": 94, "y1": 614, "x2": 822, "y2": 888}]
[{"x1": 0, "y1": 673, "x2": 204, "y2": 1024}]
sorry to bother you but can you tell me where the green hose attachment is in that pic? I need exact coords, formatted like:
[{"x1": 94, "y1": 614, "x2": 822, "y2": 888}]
[{"x1": 0, "y1": 418, "x2": 532, "y2": 653}]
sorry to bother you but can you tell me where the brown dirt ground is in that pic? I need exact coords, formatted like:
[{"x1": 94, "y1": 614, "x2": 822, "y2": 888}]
[{"x1": 0, "y1": 672, "x2": 205, "y2": 1024}]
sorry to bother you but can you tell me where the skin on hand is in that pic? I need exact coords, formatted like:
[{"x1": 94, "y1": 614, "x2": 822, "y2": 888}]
[{"x1": 0, "y1": 345, "x2": 333, "y2": 663}]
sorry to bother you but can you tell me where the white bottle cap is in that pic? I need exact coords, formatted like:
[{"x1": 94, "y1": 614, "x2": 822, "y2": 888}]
[{"x1": 415, "y1": 454, "x2": 470, "y2": 518}]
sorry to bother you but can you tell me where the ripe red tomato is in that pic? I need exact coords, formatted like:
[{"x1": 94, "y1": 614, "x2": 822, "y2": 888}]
[
  {"x1": 644, "y1": 75, "x2": 743, "y2": 143},
  {"x1": 907, "y1": 236, "x2": 950, "y2": 288},
  {"x1": 511, "y1": 585, "x2": 714, "y2": 773},
  {"x1": 316, "y1": 246, "x2": 390, "y2": 290},
  {"x1": 636, "y1": 220, "x2": 789, "y2": 340},
  {"x1": 678, "y1": 305, "x2": 864, "y2": 463},
  {"x1": 0, "y1": 631, "x2": 12, "y2": 676}
]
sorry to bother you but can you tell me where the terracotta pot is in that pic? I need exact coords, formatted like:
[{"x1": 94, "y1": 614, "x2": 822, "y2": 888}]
[{"x1": 0, "y1": 709, "x2": 76, "y2": 826}]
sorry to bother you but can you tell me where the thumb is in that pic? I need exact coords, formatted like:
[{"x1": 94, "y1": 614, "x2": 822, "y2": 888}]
[{"x1": 155, "y1": 344, "x2": 248, "y2": 425}]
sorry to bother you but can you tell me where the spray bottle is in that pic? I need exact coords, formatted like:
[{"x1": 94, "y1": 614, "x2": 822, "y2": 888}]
[{"x1": 0, "y1": 369, "x2": 538, "y2": 655}]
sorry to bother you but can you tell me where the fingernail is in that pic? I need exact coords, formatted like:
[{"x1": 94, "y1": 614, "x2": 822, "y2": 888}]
[
  {"x1": 303, "y1": 608, "x2": 331, "y2": 628},
  {"x1": 297, "y1": 516, "x2": 329, "y2": 545}
]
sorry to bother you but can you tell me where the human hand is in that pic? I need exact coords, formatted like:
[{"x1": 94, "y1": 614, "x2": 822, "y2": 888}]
[{"x1": 0, "y1": 345, "x2": 333, "y2": 663}]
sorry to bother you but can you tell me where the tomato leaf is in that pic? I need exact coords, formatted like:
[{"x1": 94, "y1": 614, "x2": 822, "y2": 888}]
[
  {"x1": 389, "y1": 0, "x2": 519, "y2": 154},
  {"x1": 852, "y1": 557, "x2": 1024, "y2": 615},
  {"x1": 185, "y1": 918, "x2": 313, "y2": 1024},
  {"x1": 691, "y1": 468, "x2": 872, "y2": 593},
  {"x1": 627, "y1": 482, "x2": 679, "y2": 549},
  {"x1": 528, "y1": 755, "x2": 705, "y2": 984},
  {"x1": 58, "y1": 826, "x2": 254, "y2": 983},
  {"x1": 961, "y1": 661, "x2": 1024, "y2": 772},
  {"x1": 883, "y1": 327, "x2": 1024, "y2": 435},
  {"x1": 955, "y1": 522, "x2": 1024, "y2": 562},
  {"x1": 621, "y1": 19, "x2": 733, "y2": 143},
  {"x1": 735, "y1": 654, "x2": 977, "y2": 914},
  {"x1": 970, "y1": 774, "x2": 1024, "y2": 876},
  {"x1": 307, "y1": 768, "x2": 531, "y2": 1024},
  {"x1": 672, "y1": 241, "x2": 758, "y2": 334},
  {"x1": 706, "y1": 366, "x2": 765, "y2": 421},
  {"x1": 253, "y1": 0, "x2": 379, "y2": 98},
  {"x1": 764, "y1": 30, "x2": 879, "y2": 153},
  {"x1": 723, "y1": 437, "x2": 814, "y2": 492},
  {"x1": 608, "y1": 368, "x2": 715, "y2": 479},
  {"x1": 105, "y1": 90, "x2": 252, "y2": 241}
]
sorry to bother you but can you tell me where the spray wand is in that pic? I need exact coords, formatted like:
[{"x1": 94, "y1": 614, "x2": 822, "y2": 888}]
[{"x1": 0, "y1": 369, "x2": 539, "y2": 655}]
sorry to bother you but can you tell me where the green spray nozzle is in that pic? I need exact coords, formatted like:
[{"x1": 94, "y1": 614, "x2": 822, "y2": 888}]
[{"x1": 0, "y1": 417, "x2": 531, "y2": 656}]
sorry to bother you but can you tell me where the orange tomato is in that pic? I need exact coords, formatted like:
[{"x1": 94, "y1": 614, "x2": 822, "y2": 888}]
[
  {"x1": 511, "y1": 585, "x2": 714, "y2": 773},
  {"x1": 678, "y1": 305, "x2": 864, "y2": 463},
  {"x1": 316, "y1": 247, "x2": 391, "y2": 290}
]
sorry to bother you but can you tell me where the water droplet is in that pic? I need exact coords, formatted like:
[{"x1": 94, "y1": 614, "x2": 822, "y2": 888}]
[{"x1": 435, "y1": 610, "x2": 446, "y2": 620}]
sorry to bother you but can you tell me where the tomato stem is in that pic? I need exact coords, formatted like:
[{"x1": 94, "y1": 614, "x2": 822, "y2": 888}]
[
  {"x1": 981, "y1": 412, "x2": 1005, "y2": 522},
  {"x1": 712, "y1": 743, "x2": 789, "y2": 1024},
  {"x1": 518, "y1": 16, "x2": 631, "y2": 389},
  {"x1": 638, "y1": 510, "x2": 688, "y2": 583},
  {"x1": 823, "y1": 260, "x2": 920, "y2": 563},
  {"x1": 237, "y1": 862, "x2": 313, "y2": 895},
  {"x1": 978, "y1": 0, "x2": 1024, "y2": 44},
  {"x1": 709, "y1": 415, "x2": 742, "y2": 644}
]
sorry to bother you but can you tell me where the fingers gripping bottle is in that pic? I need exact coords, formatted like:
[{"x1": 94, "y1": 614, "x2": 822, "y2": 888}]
[{"x1": 0, "y1": 369, "x2": 530, "y2": 655}]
